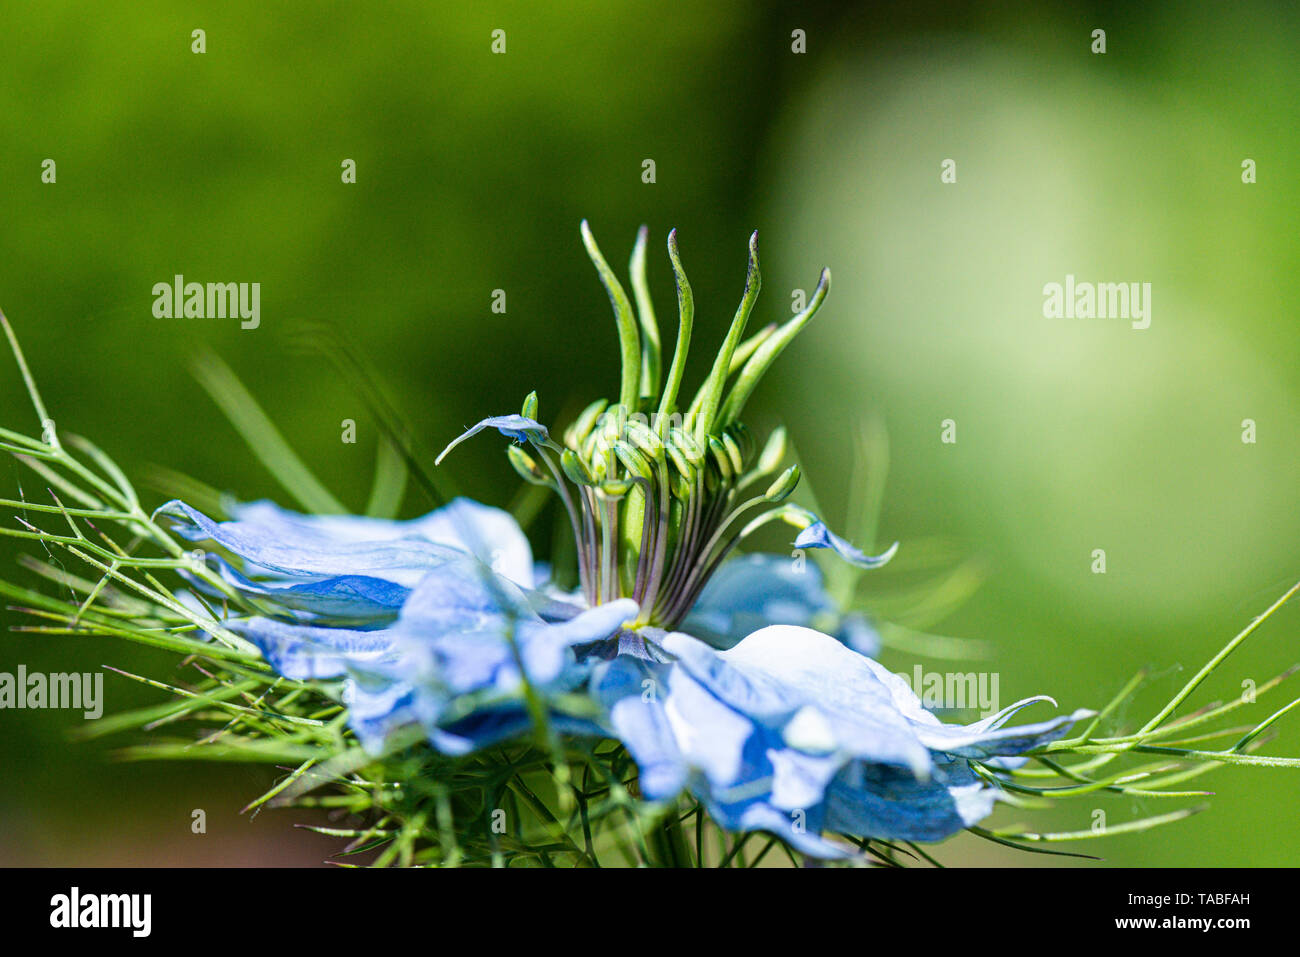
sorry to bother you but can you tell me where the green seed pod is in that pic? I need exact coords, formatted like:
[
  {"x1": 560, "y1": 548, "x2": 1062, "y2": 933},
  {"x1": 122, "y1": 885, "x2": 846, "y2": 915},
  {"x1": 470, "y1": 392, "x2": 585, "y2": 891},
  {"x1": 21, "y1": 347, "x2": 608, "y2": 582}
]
[
  {"x1": 668, "y1": 427, "x2": 706, "y2": 466},
  {"x1": 707, "y1": 436, "x2": 734, "y2": 482},
  {"x1": 720, "y1": 431, "x2": 745, "y2": 475},
  {"x1": 625, "y1": 419, "x2": 665, "y2": 462},
  {"x1": 764, "y1": 464, "x2": 801, "y2": 503},
  {"x1": 561, "y1": 448, "x2": 596, "y2": 486},
  {"x1": 600, "y1": 478, "x2": 634, "y2": 498},
  {"x1": 613, "y1": 440, "x2": 653, "y2": 481},
  {"x1": 506, "y1": 445, "x2": 550, "y2": 486},
  {"x1": 727, "y1": 421, "x2": 755, "y2": 466},
  {"x1": 664, "y1": 438, "x2": 696, "y2": 483}
]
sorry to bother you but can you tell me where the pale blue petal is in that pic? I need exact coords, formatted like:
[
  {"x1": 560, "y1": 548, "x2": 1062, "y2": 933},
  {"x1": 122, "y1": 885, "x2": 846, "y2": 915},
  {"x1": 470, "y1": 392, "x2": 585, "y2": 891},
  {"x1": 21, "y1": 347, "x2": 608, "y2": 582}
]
[
  {"x1": 517, "y1": 599, "x2": 639, "y2": 687},
  {"x1": 662, "y1": 665, "x2": 762, "y2": 791},
  {"x1": 429, "y1": 711, "x2": 607, "y2": 756},
  {"x1": 228, "y1": 617, "x2": 395, "y2": 679},
  {"x1": 663, "y1": 627, "x2": 934, "y2": 777},
  {"x1": 713, "y1": 796, "x2": 851, "y2": 859},
  {"x1": 346, "y1": 567, "x2": 636, "y2": 753},
  {"x1": 189, "y1": 555, "x2": 408, "y2": 621},
  {"x1": 159, "y1": 496, "x2": 534, "y2": 589},
  {"x1": 685, "y1": 552, "x2": 883, "y2": 654},
  {"x1": 838, "y1": 613, "x2": 882, "y2": 657},
  {"x1": 434, "y1": 414, "x2": 549, "y2": 465},
  {"x1": 793, "y1": 521, "x2": 899, "y2": 569},
  {"x1": 767, "y1": 745, "x2": 844, "y2": 813},
  {"x1": 852, "y1": 653, "x2": 1092, "y2": 758},
  {"x1": 400, "y1": 498, "x2": 536, "y2": 588},
  {"x1": 823, "y1": 759, "x2": 997, "y2": 842},
  {"x1": 344, "y1": 673, "x2": 419, "y2": 753},
  {"x1": 156, "y1": 499, "x2": 468, "y2": 587},
  {"x1": 910, "y1": 705, "x2": 1094, "y2": 759},
  {"x1": 230, "y1": 497, "x2": 534, "y2": 585},
  {"x1": 590, "y1": 657, "x2": 687, "y2": 799},
  {"x1": 684, "y1": 554, "x2": 837, "y2": 645}
]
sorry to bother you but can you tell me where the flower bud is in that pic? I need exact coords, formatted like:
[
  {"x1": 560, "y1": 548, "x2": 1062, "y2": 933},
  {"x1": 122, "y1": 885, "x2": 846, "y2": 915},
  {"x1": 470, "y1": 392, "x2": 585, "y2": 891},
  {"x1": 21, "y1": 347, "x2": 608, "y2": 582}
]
[
  {"x1": 506, "y1": 445, "x2": 550, "y2": 486},
  {"x1": 764, "y1": 464, "x2": 801, "y2": 503}
]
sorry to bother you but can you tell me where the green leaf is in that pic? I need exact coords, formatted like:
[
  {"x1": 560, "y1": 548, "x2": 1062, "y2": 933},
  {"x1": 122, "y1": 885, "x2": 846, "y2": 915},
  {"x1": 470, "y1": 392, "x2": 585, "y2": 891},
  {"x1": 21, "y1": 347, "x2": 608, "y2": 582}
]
[{"x1": 192, "y1": 351, "x2": 347, "y2": 514}]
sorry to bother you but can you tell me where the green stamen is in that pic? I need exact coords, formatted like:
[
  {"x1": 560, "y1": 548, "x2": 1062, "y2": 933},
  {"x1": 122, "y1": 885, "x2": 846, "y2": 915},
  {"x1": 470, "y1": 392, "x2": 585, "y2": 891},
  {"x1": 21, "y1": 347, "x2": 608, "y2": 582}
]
[
  {"x1": 718, "y1": 267, "x2": 829, "y2": 428},
  {"x1": 629, "y1": 225, "x2": 661, "y2": 398},
  {"x1": 581, "y1": 220, "x2": 641, "y2": 413},
  {"x1": 656, "y1": 229, "x2": 694, "y2": 428},
  {"x1": 507, "y1": 225, "x2": 831, "y2": 629},
  {"x1": 690, "y1": 230, "x2": 760, "y2": 443}
]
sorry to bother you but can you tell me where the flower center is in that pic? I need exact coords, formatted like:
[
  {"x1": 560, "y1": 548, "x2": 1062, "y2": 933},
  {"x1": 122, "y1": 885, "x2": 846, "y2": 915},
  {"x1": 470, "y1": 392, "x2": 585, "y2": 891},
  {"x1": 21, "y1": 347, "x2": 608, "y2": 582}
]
[
  {"x1": 444, "y1": 222, "x2": 841, "y2": 627},
  {"x1": 554, "y1": 401, "x2": 800, "y2": 629},
  {"x1": 529, "y1": 222, "x2": 826, "y2": 628}
]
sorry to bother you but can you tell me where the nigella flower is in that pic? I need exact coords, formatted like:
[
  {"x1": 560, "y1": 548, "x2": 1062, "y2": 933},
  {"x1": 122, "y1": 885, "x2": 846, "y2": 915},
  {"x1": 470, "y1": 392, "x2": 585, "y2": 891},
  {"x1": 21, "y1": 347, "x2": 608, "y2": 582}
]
[{"x1": 157, "y1": 222, "x2": 1089, "y2": 857}]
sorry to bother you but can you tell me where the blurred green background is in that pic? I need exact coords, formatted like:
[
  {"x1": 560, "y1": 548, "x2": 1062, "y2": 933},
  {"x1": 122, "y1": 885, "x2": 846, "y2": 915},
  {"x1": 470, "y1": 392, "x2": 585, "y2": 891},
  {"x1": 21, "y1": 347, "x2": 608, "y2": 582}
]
[{"x1": 1, "y1": 0, "x2": 1296, "y2": 865}]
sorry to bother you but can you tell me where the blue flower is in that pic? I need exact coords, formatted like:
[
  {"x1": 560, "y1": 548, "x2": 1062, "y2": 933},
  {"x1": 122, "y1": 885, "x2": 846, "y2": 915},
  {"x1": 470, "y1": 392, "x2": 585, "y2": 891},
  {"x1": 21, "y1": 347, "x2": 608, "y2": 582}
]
[
  {"x1": 152, "y1": 226, "x2": 1091, "y2": 859},
  {"x1": 165, "y1": 492, "x2": 1088, "y2": 858}
]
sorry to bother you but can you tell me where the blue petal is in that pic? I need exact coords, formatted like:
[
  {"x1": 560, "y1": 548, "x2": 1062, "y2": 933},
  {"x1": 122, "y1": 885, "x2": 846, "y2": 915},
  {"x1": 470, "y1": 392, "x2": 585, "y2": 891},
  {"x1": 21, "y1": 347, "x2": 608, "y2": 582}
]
[
  {"x1": 707, "y1": 789, "x2": 852, "y2": 859},
  {"x1": 228, "y1": 617, "x2": 396, "y2": 680},
  {"x1": 157, "y1": 496, "x2": 535, "y2": 590},
  {"x1": 838, "y1": 613, "x2": 882, "y2": 657},
  {"x1": 158, "y1": 501, "x2": 468, "y2": 588},
  {"x1": 684, "y1": 554, "x2": 837, "y2": 647},
  {"x1": 663, "y1": 627, "x2": 934, "y2": 777},
  {"x1": 793, "y1": 521, "x2": 899, "y2": 569},
  {"x1": 231, "y1": 497, "x2": 536, "y2": 585},
  {"x1": 662, "y1": 664, "x2": 765, "y2": 791},
  {"x1": 387, "y1": 560, "x2": 636, "y2": 693},
  {"x1": 345, "y1": 672, "x2": 419, "y2": 753},
  {"x1": 590, "y1": 657, "x2": 687, "y2": 800},
  {"x1": 402, "y1": 497, "x2": 537, "y2": 587},
  {"x1": 598, "y1": 623, "x2": 1092, "y2": 855},
  {"x1": 909, "y1": 703, "x2": 1094, "y2": 760},
  {"x1": 847, "y1": 655, "x2": 1094, "y2": 759},
  {"x1": 345, "y1": 560, "x2": 636, "y2": 753},
  {"x1": 515, "y1": 599, "x2": 639, "y2": 687},
  {"x1": 188, "y1": 555, "x2": 408, "y2": 621},
  {"x1": 746, "y1": 813, "x2": 852, "y2": 859},
  {"x1": 684, "y1": 552, "x2": 882, "y2": 654},
  {"x1": 434, "y1": 414, "x2": 549, "y2": 465},
  {"x1": 429, "y1": 711, "x2": 607, "y2": 756},
  {"x1": 823, "y1": 758, "x2": 997, "y2": 842}
]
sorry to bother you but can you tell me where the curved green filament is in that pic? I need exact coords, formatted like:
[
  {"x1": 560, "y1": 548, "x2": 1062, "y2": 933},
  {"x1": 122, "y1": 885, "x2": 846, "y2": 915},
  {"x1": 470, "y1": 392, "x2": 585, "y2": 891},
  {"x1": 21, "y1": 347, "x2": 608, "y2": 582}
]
[
  {"x1": 629, "y1": 225, "x2": 661, "y2": 399},
  {"x1": 581, "y1": 220, "x2": 641, "y2": 413},
  {"x1": 690, "y1": 230, "x2": 760, "y2": 443},
  {"x1": 718, "y1": 267, "x2": 829, "y2": 428},
  {"x1": 656, "y1": 229, "x2": 694, "y2": 429}
]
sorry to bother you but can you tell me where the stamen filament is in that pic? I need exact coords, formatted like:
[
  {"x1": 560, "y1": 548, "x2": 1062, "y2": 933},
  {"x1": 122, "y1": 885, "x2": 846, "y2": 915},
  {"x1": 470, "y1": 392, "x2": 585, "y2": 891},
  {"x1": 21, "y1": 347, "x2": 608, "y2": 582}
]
[
  {"x1": 533, "y1": 445, "x2": 595, "y2": 605},
  {"x1": 656, "y1": 229, "x2": 694, "y2": 428}
]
